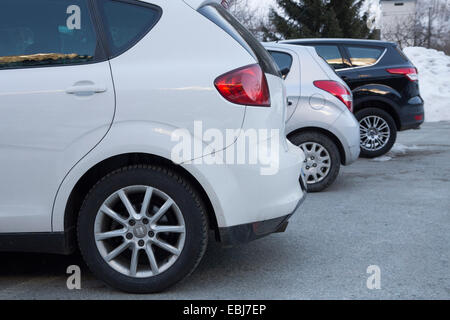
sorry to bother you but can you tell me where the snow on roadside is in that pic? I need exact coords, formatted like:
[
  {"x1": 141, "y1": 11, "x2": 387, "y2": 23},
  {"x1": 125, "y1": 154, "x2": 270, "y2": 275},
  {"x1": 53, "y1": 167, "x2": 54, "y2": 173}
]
[
  {"x1": 403, "y1": 47, "x2": 450, "y2": 122},
  {"x1": 372, "y1": 156, "x2": 392, "y2": 162},
  {"x1": 390, "y1": 143, "x2": 421, "y2": 154},
  {"x1": 371, "y1": 143, "x2": 422, "y2": 162}
]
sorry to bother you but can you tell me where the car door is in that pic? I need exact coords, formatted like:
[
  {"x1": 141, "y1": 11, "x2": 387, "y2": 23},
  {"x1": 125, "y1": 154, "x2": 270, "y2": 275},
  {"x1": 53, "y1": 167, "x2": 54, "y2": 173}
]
[{"x1": 0, "y1": 0, "x2": 115, "y2": 233}]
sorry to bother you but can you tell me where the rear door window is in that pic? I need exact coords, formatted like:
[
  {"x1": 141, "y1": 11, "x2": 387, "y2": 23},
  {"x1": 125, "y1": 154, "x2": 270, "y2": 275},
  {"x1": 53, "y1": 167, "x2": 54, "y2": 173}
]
[
  {"x1": 313, "y1": 45, "x2": 349, "y2": 70},
  {"x1": 268, "y1": 51, "x2": 293, "y2": 78},
  {"x1": 97, "y1": 0, "x2": 162, "y2": 58},
  {"x1": 346, "y1": 46, "x2": 384, "y2": 67},
  {"x1": 0, "y1": 0, "x2": 100, "y2": 69},
  {"x1": 394, "y1": 46, "x2": 410, "y2": 62}
]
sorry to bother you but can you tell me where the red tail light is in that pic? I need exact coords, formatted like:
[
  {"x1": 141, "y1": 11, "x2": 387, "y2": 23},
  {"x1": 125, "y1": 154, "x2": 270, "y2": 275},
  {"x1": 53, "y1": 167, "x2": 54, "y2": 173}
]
[
  {"x1": 313, "y1": 80, "x2": 353, "y2": 112},
  {"x1": 386, "y1": 67, "x2": 418, "y2": 81},
  {"x1": 214, "y1": 64, "x2": 270, "y2": 107}
]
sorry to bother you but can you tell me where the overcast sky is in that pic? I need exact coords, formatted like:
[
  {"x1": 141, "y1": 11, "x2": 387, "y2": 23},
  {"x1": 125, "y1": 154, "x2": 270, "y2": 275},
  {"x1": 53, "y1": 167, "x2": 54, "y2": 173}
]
[{"x1": 248, "y1": 0, "x2": 275, "y2": 10}]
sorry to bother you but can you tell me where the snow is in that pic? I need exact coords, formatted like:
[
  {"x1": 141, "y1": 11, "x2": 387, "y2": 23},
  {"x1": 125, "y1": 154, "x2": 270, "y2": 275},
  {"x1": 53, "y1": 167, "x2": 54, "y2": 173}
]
[
  {"x1": 361, "y1": 0, "x2": 382, "y2": 29},
  {"x1": 371, "y1": 143, "x2": 422, "y2": 162},
  {"x1": 390, "y1": 143, "x2": 421, "y2": 154},
  {"x1": 372, "y1": 156, "x2": 392, "y2": 162},
  {"x1": 403, "y1": 47, "x2": 450, "y2": 122}
]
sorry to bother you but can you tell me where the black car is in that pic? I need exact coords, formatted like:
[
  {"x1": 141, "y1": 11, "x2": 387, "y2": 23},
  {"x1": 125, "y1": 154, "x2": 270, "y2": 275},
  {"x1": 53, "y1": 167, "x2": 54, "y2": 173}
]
[{"x1": 280, "y1": 39, "x2": 425, "y2": 158}]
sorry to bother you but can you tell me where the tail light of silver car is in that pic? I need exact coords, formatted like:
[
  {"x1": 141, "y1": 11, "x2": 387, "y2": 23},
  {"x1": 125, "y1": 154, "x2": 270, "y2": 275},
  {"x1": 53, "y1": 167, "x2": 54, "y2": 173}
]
[{"x1": 313, "y1": 80, "x2": 353, "y2": 112}]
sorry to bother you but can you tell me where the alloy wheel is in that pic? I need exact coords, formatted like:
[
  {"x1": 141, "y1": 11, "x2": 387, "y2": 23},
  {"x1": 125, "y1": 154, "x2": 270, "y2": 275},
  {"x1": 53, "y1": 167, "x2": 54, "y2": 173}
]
[
  {"x1": 94, "y1": 186, "x2": 186, "y2": 278},
  {"x1": 359, "y1": 115, "x2": 391, "y2": 152}
]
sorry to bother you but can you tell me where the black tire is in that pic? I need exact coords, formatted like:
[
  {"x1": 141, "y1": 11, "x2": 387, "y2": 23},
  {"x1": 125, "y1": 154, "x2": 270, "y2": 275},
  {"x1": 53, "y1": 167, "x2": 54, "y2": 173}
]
[
  {"x1": 77, "y1": 165, "x2": 208, "y2": 293},
  {"x1": 289, "y1": 131, "x2": 341, "y2": 193},
  {"x1": 356, "y1": 108, "x2": 397, "y2": 158}
]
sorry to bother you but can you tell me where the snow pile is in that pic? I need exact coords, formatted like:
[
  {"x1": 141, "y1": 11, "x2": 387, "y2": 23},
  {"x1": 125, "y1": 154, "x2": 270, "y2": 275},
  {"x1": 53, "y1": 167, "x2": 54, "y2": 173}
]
[{"x1": 403, "y1": 47, "x2": 450, "y2": 122}]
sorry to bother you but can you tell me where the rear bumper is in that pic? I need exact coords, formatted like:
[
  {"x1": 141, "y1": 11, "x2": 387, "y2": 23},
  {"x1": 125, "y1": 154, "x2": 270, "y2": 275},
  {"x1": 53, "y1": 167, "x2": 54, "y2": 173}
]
[
  {"x1": 182, "y1": 133, "x2": 306, "y2": 230},
  {"x1": 331, "y1": 111, "x2": 361, "y2": 166},
  {"x1": 399, "y1": 97, "x2": 425, "y2": 131},
  {"x1": 219, "y1": 193, "x2": 306, "y2": 247}
]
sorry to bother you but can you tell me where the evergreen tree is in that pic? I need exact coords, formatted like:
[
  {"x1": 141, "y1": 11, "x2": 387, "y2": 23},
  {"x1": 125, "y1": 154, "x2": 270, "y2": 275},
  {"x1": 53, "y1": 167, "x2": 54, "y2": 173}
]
[
  {"x1": 263, "y1": 0, "x2": 375, "y2": 41},
  {"x1": 331, "y1": 0, "x2": 373, "y2": 38}
]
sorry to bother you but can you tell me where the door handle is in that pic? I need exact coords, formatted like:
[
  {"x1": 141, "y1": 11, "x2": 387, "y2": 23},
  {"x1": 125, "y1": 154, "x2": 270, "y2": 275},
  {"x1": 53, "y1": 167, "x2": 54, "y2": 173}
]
[{"x1": 66, "y1": 85, "x2": 107, "y2": 95}]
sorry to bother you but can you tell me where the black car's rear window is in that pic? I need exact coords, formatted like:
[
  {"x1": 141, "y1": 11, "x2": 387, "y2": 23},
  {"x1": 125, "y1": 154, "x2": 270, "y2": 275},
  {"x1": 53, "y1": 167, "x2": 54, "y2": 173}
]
[
  {"x1": 394, "y1": 46, "x2": 410, "y2": 62},
  {"x1": 346, "y1": 46, "x2": 384, "y2": 67},
  {"x1": 199, "y1": 3, "x2": 280, "y2": 77}
]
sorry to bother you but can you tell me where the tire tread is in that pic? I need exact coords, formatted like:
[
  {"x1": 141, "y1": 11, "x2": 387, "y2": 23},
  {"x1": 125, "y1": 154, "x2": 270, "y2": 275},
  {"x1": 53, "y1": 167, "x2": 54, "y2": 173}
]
[{"x1": 77, "y1": 164, "x2": 208, "y2": 293}]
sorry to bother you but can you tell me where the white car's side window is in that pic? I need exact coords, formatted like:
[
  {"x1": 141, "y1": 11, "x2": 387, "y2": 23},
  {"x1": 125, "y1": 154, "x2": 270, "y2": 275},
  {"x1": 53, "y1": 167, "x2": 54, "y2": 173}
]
[
  {"x1": 0, "y1": 0, "x2": 100, "y2": 70},
  {"x1": 97, "y1": 0, "x2": 162, "y2": 58}
]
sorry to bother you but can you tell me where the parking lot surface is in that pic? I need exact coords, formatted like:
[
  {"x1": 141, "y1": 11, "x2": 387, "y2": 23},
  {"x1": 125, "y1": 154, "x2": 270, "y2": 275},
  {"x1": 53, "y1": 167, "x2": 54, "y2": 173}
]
[{"x1": 0, "y1": 122, "x2": 449, "y2": 300}]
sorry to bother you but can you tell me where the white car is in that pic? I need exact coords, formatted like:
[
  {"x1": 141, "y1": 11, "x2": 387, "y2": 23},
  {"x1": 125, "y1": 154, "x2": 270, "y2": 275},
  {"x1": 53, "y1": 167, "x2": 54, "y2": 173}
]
[
  {"x1": 263, "y1": 43, "x2": 360, "y2": 192},
  {"x1": 0, "y1": 0, "x2": 306, "y2": 292}
]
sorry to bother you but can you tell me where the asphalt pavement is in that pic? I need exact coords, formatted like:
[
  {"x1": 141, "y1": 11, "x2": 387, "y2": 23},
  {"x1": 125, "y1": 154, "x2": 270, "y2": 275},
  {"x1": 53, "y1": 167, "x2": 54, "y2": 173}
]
[{"x1": 0, "y1": 122, "x2": 449, "y2": 299}]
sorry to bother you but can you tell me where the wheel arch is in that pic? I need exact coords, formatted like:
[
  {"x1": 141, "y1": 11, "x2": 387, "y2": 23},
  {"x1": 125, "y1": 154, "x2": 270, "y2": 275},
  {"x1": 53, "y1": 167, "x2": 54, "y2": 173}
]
[
  {"x1": 63, "y1": 153, "x2": 219, "y2": 253},
  {"x1": 287, "y1": 127, "x2": 346, "y2": 165},
  {"x1": 354, "y1": 97, "x2": 401, "y2": 130}
]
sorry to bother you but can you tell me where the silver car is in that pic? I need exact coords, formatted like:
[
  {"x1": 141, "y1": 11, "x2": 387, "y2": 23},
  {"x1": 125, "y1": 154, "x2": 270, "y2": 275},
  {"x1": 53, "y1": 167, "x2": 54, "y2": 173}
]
[{"x1": 264, "y1": 43, "x2": 360, "y2": 192}]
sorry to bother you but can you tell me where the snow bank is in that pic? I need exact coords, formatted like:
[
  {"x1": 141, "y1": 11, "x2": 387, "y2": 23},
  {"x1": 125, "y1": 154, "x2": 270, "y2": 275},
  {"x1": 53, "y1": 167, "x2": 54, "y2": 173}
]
[{"x1": 403, "y1": 47, "x2": 450, "y2": 122}]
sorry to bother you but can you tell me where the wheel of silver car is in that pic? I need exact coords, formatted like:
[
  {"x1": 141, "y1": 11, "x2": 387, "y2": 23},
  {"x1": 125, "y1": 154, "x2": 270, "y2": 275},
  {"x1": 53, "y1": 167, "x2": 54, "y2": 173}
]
[
  {"x1": 289, "y1": 131, "x2": 340, "y2": 193},
  {"x1": 300, "y1": 142, "x2": 331, "y2": 184},
  {"x1": 359, "y1": 115, "x2": 391, "y2": 152},
  {"x1": 94, "y1": 186, "x2": 186, "y2": 278}
]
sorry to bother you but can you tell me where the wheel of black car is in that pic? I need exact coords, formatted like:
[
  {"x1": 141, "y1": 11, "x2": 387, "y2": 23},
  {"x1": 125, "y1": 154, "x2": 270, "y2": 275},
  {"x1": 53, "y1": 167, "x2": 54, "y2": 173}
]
[
  {"x1": 289, "y1": 131, "x2": 341, "y2": 193},
  {"x1": 77, "y1": 165, "x2": 208, "y2": 293},
  {"x1": 356, "y1": 108, "x2": 397, "y2": 158}
]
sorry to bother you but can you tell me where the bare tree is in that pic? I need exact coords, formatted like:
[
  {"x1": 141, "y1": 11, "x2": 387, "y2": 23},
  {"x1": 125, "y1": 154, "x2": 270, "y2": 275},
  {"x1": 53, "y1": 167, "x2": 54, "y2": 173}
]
[
  {"x1": 383, "y1": 0, "x2": 450, "y2": 52},
  {"x1": 227, "y1": 0, "x2": 270, "y2": 40},
  {"x1": 383, "y1": 10, "x2": 425, "y2": 49}
]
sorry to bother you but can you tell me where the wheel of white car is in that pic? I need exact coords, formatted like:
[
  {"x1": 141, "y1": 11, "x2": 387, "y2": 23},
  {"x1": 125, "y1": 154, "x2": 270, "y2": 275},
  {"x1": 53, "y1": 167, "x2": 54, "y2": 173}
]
[
  {"x1": 77, "y1": 165, "x2": 208, "y2": 293},
  {"x1": 289, "y1": 131, "x2": 341, "y2": 192}
]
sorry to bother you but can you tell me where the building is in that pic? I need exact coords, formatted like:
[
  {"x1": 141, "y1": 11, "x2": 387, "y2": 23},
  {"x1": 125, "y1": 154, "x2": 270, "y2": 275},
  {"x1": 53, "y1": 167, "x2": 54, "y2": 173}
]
[{"x1": 380, "y1": 0, "x2": 418, "y2": 40}]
